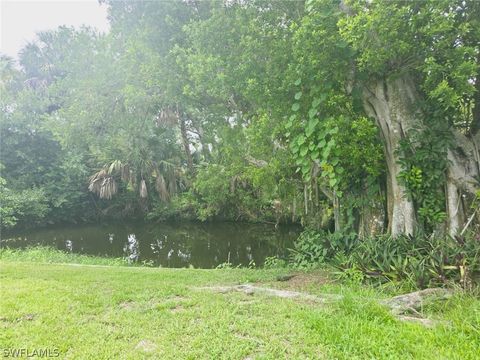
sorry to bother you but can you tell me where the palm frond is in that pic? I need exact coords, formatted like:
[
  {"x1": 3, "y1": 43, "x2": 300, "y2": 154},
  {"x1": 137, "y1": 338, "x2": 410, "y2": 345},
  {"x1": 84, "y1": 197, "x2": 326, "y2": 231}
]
[
  {"x1": 88, "y1": 169, "x2": 118, "y2": 199},
  {"x1": 155, "y1": 174, "x2": 170, "y2": 202},
  {"x1": 140, "y1": 179, "x2": 148, "y2": 198}
]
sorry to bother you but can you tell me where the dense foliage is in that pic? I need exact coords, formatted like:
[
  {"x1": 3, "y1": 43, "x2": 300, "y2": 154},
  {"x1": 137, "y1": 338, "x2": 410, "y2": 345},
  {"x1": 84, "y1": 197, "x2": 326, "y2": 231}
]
[
  {"x1": 1, "y1": 0, "x2": 478, "y2": 244},
  {"x1": 291, "y1": 229, "x2": 480, "y2": 288}
]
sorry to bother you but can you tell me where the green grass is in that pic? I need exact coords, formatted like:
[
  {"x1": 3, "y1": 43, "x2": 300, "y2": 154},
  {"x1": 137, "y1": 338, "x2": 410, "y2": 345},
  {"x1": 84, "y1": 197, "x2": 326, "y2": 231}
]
[
  {"x1": 1, "y1": 248, "x2": 479, "y2": 359},
  {"x1": 0, "y1": 246, "x2": 127, "y2": 266}
]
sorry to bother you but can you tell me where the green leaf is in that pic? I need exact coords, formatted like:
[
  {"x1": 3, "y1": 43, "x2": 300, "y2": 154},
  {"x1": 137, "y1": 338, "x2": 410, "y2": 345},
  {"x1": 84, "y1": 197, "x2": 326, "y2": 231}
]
[
  {"x1": 312, "y1": 94, "x2": 326, "y2": 108},
  {"x1": 305, "y1": 117, "x2": 319, "y2": 137},
  {"x1": 302, "y1": 165, "x2": 310, "y2": 176},
  {"x1": 294, "y1": 91, "x2": 302, "y2": 100},
  {"x1": 308, "y1": 108, "x2": 317, "y2": 118},
  {"x1": 292, "y1": 103, "x2": 300, "y2": 112},
  {"x1": 308, "y1": 117, "x2": 319, "y2": 128},
  {"x1": 294, "y1": 78, "x2": 301, "y2": 86},
  {"x1": 306, "y1": 126, "x2": 314, "y2": 138},
  {"x1": 300, "y1": 146, "x2": 308, "y2": 157}
]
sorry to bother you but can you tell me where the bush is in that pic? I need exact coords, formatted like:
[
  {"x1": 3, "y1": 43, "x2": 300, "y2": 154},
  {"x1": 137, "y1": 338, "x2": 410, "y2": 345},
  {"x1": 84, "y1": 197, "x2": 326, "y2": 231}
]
[
  {"x1": 290, "y1": 230, "x2": 359, "y2": 269},
  {"x1": 263, "y1": 256, "x2": 288, "y2": 269},
  {"x1": 290, "y1": 229, "x2": 480, "y2": 288},
  {"x1": 0, "y1": 177, "x2": 49, "y2": 229}
]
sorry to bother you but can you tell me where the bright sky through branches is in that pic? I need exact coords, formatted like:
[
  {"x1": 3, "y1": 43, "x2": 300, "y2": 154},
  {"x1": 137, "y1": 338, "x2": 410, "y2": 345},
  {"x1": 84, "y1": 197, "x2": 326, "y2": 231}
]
[{"x1": 0, "y1": 0, "x2": 109, "y2": 58}]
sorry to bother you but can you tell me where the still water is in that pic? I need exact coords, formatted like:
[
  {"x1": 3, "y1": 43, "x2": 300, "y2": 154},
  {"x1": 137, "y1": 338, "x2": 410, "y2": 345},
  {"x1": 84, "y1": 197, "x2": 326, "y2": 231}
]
[{"x1": 1, "y1": 222, "x2": 300, "y2": 268}]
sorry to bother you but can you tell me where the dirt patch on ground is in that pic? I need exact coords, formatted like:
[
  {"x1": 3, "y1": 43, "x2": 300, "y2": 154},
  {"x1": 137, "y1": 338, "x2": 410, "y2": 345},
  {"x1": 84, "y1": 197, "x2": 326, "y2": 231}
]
[
  {"x1": 268, "y1": 271, "x2": 333, "y2": 292},
  {"x1": 196, "y1": 284, "x2": 340, "y2": 304}
]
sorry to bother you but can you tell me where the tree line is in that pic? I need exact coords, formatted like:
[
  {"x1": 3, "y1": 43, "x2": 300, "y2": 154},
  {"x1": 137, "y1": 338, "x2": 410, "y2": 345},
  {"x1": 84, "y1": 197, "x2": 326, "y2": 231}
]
[{"x1": 1, "y1": 0, "x2": 479, "y2": 239}]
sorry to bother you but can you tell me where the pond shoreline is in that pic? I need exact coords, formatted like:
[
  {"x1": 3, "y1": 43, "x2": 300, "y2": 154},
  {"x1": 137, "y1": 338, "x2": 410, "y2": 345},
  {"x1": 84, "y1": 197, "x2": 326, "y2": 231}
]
[{"x1": 1, "y1": 221, "x2": 300, "y2": 268}]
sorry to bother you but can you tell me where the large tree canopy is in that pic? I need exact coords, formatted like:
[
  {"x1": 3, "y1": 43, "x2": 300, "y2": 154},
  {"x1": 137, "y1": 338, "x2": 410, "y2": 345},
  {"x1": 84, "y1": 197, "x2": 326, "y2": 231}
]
[{"x1": 1, "y1": 0, "x2": 478, "y2": 237}]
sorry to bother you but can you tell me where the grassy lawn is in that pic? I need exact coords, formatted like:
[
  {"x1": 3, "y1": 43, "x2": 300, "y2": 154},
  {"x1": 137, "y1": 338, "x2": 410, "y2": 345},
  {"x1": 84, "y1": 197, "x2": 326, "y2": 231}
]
[{"x1": 1, "y1": 251, "x2": 479, "y2": 359}]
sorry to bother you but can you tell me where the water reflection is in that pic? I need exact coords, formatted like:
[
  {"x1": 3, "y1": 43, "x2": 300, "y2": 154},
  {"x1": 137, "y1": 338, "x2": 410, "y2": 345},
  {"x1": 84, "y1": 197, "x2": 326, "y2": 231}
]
[
  {"x1": 65, "y1": 239, "x2": 73, "y2": 253},
  {"x1": 1, "y1": 221, "x2": 300, "y2": 268},
  {"x1": 123, "y1": 234, "x2": 139, "y2": 263}
]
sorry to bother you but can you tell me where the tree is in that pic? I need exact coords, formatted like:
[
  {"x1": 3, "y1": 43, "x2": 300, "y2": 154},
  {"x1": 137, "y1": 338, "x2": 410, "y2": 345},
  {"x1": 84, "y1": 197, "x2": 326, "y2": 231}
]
[
  {"x1": 290, "y1": 0, "x2": 479, "y2": 236},
  {"x1": 2, "y1": 0, "x2": 478, "y2": 236}
]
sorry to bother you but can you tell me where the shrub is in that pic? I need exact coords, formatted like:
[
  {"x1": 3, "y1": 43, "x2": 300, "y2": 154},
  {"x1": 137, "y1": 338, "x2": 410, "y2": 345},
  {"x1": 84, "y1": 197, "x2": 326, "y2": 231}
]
[
  {"x1": 290, "y1": 230, "x2": 359, "y2": 269},
  {"x1": 263, "y1": 256, "x2": 288, "y2": 269},
  {"x1": 350, "y1": 232, "x2": 480, "y2": 288},
  {"x1": 0, "y1": 177, "x2": 49, "y2": 229},
  {"x1": 290, "y1": 229, "x2": 480, "y2": 288}
]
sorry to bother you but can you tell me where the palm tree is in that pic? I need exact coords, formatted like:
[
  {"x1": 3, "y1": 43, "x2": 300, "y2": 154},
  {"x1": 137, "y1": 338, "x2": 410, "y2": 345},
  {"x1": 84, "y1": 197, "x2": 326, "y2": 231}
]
[{"x1": 88, "y1": 158, "x2": 179, "y2": 202}]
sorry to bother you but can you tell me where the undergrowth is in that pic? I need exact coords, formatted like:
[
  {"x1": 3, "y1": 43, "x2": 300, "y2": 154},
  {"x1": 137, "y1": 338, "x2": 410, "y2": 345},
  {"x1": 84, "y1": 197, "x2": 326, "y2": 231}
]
[{"x1": 289, "y1": 229, "x2": 480, "y2": 289}]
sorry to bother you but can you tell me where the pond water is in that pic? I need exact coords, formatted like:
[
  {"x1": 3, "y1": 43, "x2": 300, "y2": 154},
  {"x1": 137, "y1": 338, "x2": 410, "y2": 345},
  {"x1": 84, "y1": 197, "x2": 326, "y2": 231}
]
[{"x1": 1, "y1": 222, "x2": 300, "y2": 268}]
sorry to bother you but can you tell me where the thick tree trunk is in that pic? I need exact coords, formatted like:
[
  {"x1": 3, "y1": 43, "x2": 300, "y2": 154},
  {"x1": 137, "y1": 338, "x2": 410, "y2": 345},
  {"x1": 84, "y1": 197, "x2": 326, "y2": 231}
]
[
  {"x1": 445, "y1": 131, "x2": 479, "y2": 236},
  {"x1": 446, "y1": 160, "x2": 463, "y2": 237},
  {"x1": 362, "y1": 75, "x2": 419, "y2": 237},
  {"x1": 446, "y1": 48, "x2": 479, "y2": 236},
  {"x1": 358, "y1": 204, "x2": 385, "y2": 238}
]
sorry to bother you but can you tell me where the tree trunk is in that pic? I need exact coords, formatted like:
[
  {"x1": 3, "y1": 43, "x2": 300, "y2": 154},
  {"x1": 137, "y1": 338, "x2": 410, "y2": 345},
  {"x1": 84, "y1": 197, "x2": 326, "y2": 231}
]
[
  {"x1": 446, "y1": 159, "x2": 463, "y2": 237},
  {"x1": 304, "y1": 183, "x2": 308, "y2": 215},
  {"x1": 445, "y1": 130, "x2": 479, "y2": 236},
  {"x1": 362, "y1": 75, "x2": 418, "y2": 237},
  {"x1": 333, "y1": 191, "x2": 341, "y2": 232},
  {"x1": 179, "y1": 115, "x2": 194, "y2": 173},
  {"x1": 358, "y1": 203, "x2": 385, "y2": 238},
  {"x1": 471, "y1": 53, "x2": 480, "y2": 135},
  {"x1": 318, "y1": 182, "x2": 342, "y2": 232},
  {"x1": 292, "y1": 196, "x2": 296, "y2": 223}
]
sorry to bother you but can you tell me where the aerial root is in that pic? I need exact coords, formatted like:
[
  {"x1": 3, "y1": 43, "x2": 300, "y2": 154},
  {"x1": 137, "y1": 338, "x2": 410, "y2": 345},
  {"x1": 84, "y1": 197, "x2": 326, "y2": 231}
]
[{"x1": 196, "y1": 285, "x2": 452, "y2": 327}]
